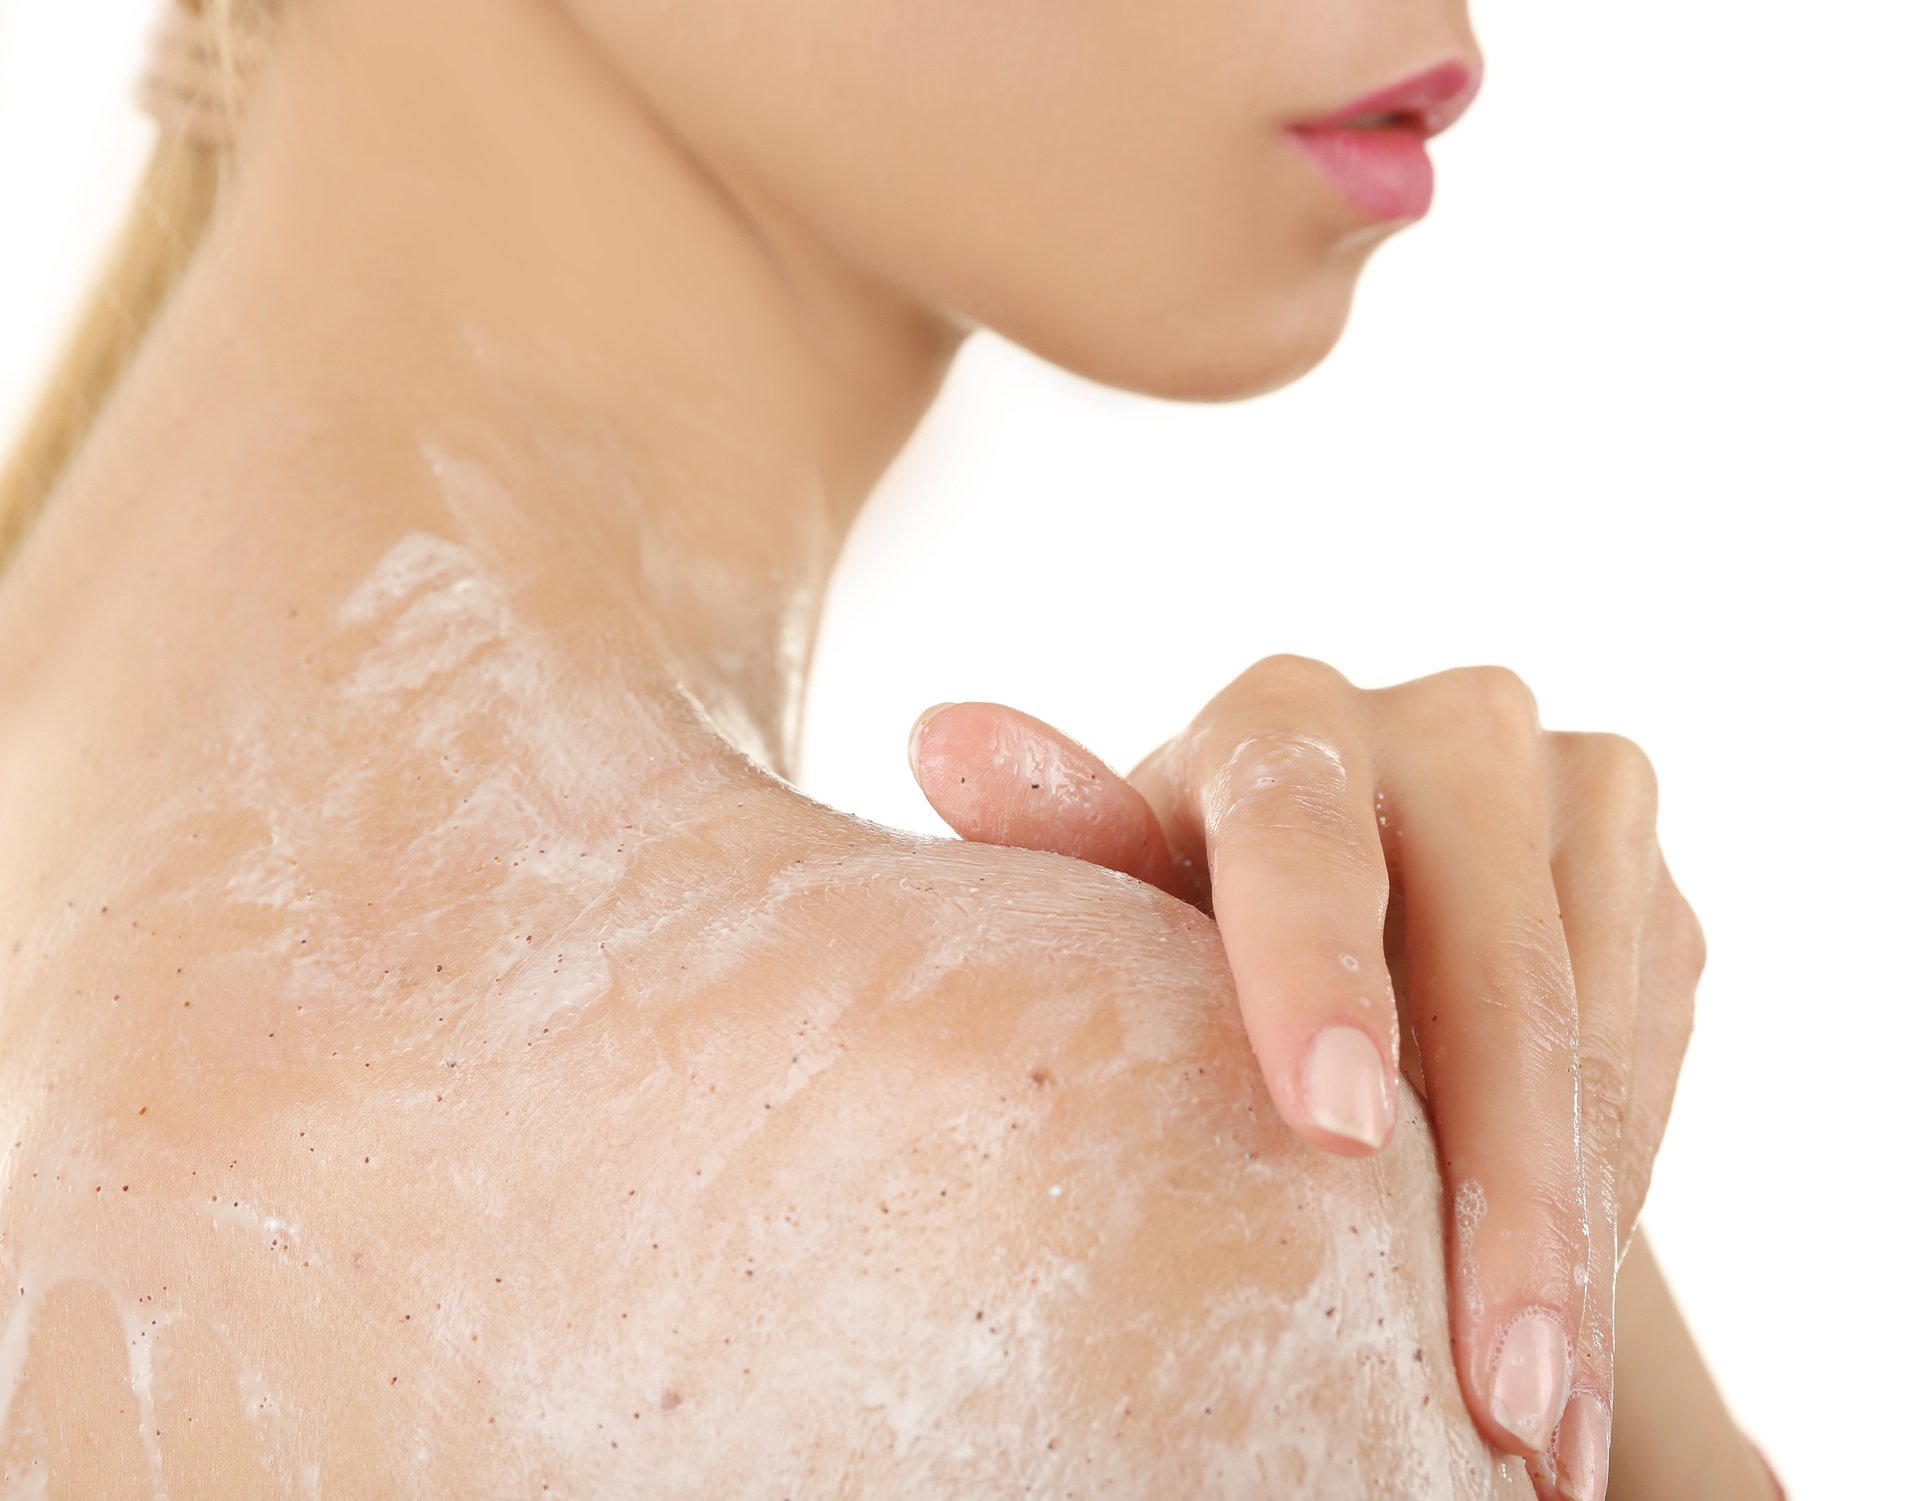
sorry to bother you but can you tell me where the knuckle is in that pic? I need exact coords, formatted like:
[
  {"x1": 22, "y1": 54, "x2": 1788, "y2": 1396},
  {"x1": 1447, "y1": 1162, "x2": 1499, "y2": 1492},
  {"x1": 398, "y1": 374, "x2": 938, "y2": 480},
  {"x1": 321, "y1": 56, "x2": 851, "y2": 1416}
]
[
  {"x1": 1656, "y1": 861, "x2": 1708, "y2": 978},
  {"x1": 1201, "y1": 722, "x2": 1365, "y2": 839},
  {"x1": 1578, "y1": 1048, "x2": 1633, "y2": 1146},
  {"x1": 1210, "y1": 777, "x2": 1385, "y2": 887},
  {"x1": 1237, "y1": 652, "x2": 1354, "y2": 704},
  {"x1": 1450, "y1": 663, "x2": 1541, "y2": 726},
  {"x1": 1682, "y1": 902, "x2": 1709, "y2": 978},
  {"x1": 1405, "y1": 664, "x2": 1543, "y2": 750},
  {"x1": 1482, "y1": 923, "x2": 1579, "y2": 1045},
  {"x1": 1588, "y1": 732, "x2": 1661, "y2": 831}
]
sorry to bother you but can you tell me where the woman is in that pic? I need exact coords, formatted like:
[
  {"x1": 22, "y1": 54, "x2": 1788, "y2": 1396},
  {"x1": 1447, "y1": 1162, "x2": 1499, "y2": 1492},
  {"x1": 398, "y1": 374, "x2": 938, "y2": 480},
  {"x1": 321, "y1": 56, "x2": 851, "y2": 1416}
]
[{"x1": 0, "y1": 0, "x2": 1778, "y2": 1495}]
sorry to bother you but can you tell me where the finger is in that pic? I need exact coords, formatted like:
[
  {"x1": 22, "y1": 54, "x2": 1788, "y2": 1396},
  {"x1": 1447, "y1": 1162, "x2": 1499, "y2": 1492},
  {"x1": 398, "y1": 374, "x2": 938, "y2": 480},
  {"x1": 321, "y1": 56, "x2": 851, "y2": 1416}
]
[
  {"x1": 1544, "y1": 732, "x2": 1662, "y2": 1500},
  {"x1": 1378, "y1": 667, "x2": 1587, "y2": 1460},
  {"x1": 1618, "y1": 849, "x2": 1701, "y2": 1237},
  {"x1": 1551, "y1": 1235, "x2": 1615, "y2": 1501},
  {"x1": 1148, "y1": 655, "x2": 1403, "y2": 1156},
  {"x1": 906, "y1": 701, "x2": 1191, "y2": 896},
  {"x1": 1119, "y1": 735, "x2": 1215, "y2": 910}
]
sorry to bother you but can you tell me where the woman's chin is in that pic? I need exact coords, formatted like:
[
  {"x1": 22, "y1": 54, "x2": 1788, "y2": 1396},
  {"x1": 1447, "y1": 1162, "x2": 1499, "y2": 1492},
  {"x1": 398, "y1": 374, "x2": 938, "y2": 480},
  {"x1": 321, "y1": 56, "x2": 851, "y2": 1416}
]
[{"x1": 1011, "y1": 269, "x2": 1363, "y2": 406}]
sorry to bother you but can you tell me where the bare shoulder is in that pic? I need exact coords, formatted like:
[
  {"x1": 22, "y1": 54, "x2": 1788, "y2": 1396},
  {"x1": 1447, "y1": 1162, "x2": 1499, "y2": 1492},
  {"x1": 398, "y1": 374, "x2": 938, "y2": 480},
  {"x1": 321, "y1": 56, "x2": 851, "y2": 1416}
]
[
  {"x1": 0, "y1": 625, "x2": 1526, "y2": 1499},
  {"x1": 2, "y1": 408, "x2": 1522, "y2": 1492},
  {"x1": 705, "y1": 826, "x2": 1537, "y2": 1500}
]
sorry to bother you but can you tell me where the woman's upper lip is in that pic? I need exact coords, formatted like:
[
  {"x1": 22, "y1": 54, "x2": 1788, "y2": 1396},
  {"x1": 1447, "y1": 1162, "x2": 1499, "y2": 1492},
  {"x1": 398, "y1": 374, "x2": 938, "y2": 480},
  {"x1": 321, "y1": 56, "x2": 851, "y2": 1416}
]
[{"x1": 1290, "y1": 58, "x2": 1483, "y2": 139}]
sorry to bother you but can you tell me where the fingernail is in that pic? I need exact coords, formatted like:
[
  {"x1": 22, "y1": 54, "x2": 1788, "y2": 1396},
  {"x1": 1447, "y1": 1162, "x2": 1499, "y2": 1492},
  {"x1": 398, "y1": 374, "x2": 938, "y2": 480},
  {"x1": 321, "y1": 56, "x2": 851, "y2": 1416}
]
[
  {"x1": 1301, "y1": 1026, "x2": 1393, "y2": 1148},
  {"x1": 907, "y1": 703, "x2": 959, "y2": 777},
  {"x1": 1489, "y1": 1310, "x2": 1572, "y2": 1453},
  {"x1": 1553, "y1": 1393, "x2": 1610, "y2": 1501}
]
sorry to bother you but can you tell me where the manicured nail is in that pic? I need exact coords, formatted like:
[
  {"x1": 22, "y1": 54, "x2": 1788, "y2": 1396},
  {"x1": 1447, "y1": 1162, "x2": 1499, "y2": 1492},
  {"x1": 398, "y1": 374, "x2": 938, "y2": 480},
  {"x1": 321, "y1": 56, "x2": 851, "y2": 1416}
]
[
  {"x1": 1301, "y1": 1026, "x2": 1393, "y2": 1148},
  {"x1": 907, "y1": 703, "x2": 959, "y2": 777},
  {"x1": 1489, "y1": 1311, "x2": 1572, "y2": 1453},
  {"x1": 1554, "y1": 1393, "x2": 1610, "y2": 1501}
]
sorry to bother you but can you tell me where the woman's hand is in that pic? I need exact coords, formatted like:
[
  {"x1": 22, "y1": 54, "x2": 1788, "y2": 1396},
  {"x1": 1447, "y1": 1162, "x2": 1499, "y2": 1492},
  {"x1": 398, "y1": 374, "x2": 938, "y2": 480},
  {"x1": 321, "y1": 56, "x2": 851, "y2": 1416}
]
[{"x1": 905, "y1": 656, "x2": 1705, "y2": 1501}]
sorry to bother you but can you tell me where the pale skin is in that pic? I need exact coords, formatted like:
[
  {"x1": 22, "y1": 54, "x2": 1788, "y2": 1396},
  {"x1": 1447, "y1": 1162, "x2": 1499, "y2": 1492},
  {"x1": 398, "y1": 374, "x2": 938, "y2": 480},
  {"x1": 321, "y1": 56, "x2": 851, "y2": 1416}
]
[{"x1": 0, "y1": 0, "x2": 1775, "y2": 1495}]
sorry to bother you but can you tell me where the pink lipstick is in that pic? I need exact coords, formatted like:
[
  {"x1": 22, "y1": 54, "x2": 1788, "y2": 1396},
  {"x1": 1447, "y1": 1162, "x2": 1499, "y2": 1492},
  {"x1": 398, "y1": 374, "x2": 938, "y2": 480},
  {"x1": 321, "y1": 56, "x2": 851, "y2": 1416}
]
[{"x1": 1283, "y1": 59, "x2": 1481, "y2": 222}]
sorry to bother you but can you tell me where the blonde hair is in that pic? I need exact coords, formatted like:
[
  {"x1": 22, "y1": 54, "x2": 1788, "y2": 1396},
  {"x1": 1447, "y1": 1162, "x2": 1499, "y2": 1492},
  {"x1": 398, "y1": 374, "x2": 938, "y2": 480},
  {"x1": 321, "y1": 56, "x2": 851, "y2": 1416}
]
[{"x1": 0, "y1": 0, "x2": 264, "y2": 575}]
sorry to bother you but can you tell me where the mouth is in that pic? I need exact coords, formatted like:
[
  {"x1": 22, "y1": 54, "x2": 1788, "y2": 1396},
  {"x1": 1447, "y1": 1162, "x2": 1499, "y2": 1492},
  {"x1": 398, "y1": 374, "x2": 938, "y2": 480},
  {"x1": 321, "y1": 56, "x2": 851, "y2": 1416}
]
[
  {"x1": 1282, "y1": 58, "x2": 1482, "y2": 223},
  {"x1": 1292, "y1": 58, "x2": 1484, "y2": 141}
]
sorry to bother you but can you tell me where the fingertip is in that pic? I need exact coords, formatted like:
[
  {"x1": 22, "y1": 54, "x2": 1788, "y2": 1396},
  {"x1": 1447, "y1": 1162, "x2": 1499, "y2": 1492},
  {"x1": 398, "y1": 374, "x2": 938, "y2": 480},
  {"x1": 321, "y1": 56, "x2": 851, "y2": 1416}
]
[
  {"x1": 1551, "y1": 1392, "x2": 1610, "y2": 1501},
  {"x1": 907, "y1": 701, "x2": 961, "y2": 778},
  {"x1": 1295, "y1": 1024, "x2": 1396, "y2": 1152},
  {"x1": 1523, "y1": 1449, "x2": 1560, "y2": 1501},
  {"x1": 1487, "y1": 1309, "x2": 1574, "y2": 1456}
]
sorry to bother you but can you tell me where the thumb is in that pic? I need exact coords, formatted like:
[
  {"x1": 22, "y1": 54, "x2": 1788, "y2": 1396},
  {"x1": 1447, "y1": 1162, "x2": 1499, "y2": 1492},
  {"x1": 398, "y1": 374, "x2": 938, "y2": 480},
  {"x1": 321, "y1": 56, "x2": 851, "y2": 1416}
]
[{"x1": 907, "y1": 701, "x2": 1188, "y2": 897}]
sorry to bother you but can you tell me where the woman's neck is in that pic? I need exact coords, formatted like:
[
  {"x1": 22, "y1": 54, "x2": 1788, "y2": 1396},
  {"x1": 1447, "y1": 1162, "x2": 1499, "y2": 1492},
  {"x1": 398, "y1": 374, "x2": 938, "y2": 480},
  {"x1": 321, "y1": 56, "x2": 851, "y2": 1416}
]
[{"x1": 142, "y1": 0, "x2": 966, "y2": 779}]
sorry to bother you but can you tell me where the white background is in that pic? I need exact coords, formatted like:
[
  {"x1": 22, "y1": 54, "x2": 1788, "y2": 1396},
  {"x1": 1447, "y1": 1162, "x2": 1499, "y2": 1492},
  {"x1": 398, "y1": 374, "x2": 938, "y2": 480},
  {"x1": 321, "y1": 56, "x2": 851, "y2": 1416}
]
[{"x1": 5, "y1": 2, "x2": 1922, "y2": 1494}]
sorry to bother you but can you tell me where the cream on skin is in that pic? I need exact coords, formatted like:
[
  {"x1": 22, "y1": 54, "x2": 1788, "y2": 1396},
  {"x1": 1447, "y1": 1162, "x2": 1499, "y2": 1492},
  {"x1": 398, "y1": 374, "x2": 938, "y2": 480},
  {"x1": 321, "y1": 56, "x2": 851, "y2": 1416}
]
[
  {"x1": 902, "y1": 664, "x2": 1710, "y2": 1500},
  {"x1": 0, "y1": 448, "x2": 1537, "y2": 1489},
  {"x1": 0, "y1": 0, "x2": 1753, "y2": 1495}
]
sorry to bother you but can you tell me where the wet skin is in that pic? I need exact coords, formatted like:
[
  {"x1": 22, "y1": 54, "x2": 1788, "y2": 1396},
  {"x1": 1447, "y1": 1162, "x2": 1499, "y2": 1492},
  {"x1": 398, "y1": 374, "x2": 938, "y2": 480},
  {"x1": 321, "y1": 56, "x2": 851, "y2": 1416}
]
[{"x1": 0, "y1": 415, "x2": 1532, "y2": 1497}]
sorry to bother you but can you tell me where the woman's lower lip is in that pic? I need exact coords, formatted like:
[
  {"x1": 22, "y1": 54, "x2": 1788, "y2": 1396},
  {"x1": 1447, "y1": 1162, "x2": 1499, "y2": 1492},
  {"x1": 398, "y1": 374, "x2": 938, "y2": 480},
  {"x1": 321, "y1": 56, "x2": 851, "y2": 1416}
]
[{"x1": 1284, "y1": 124, "x2": 1435, "y2": 222}]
